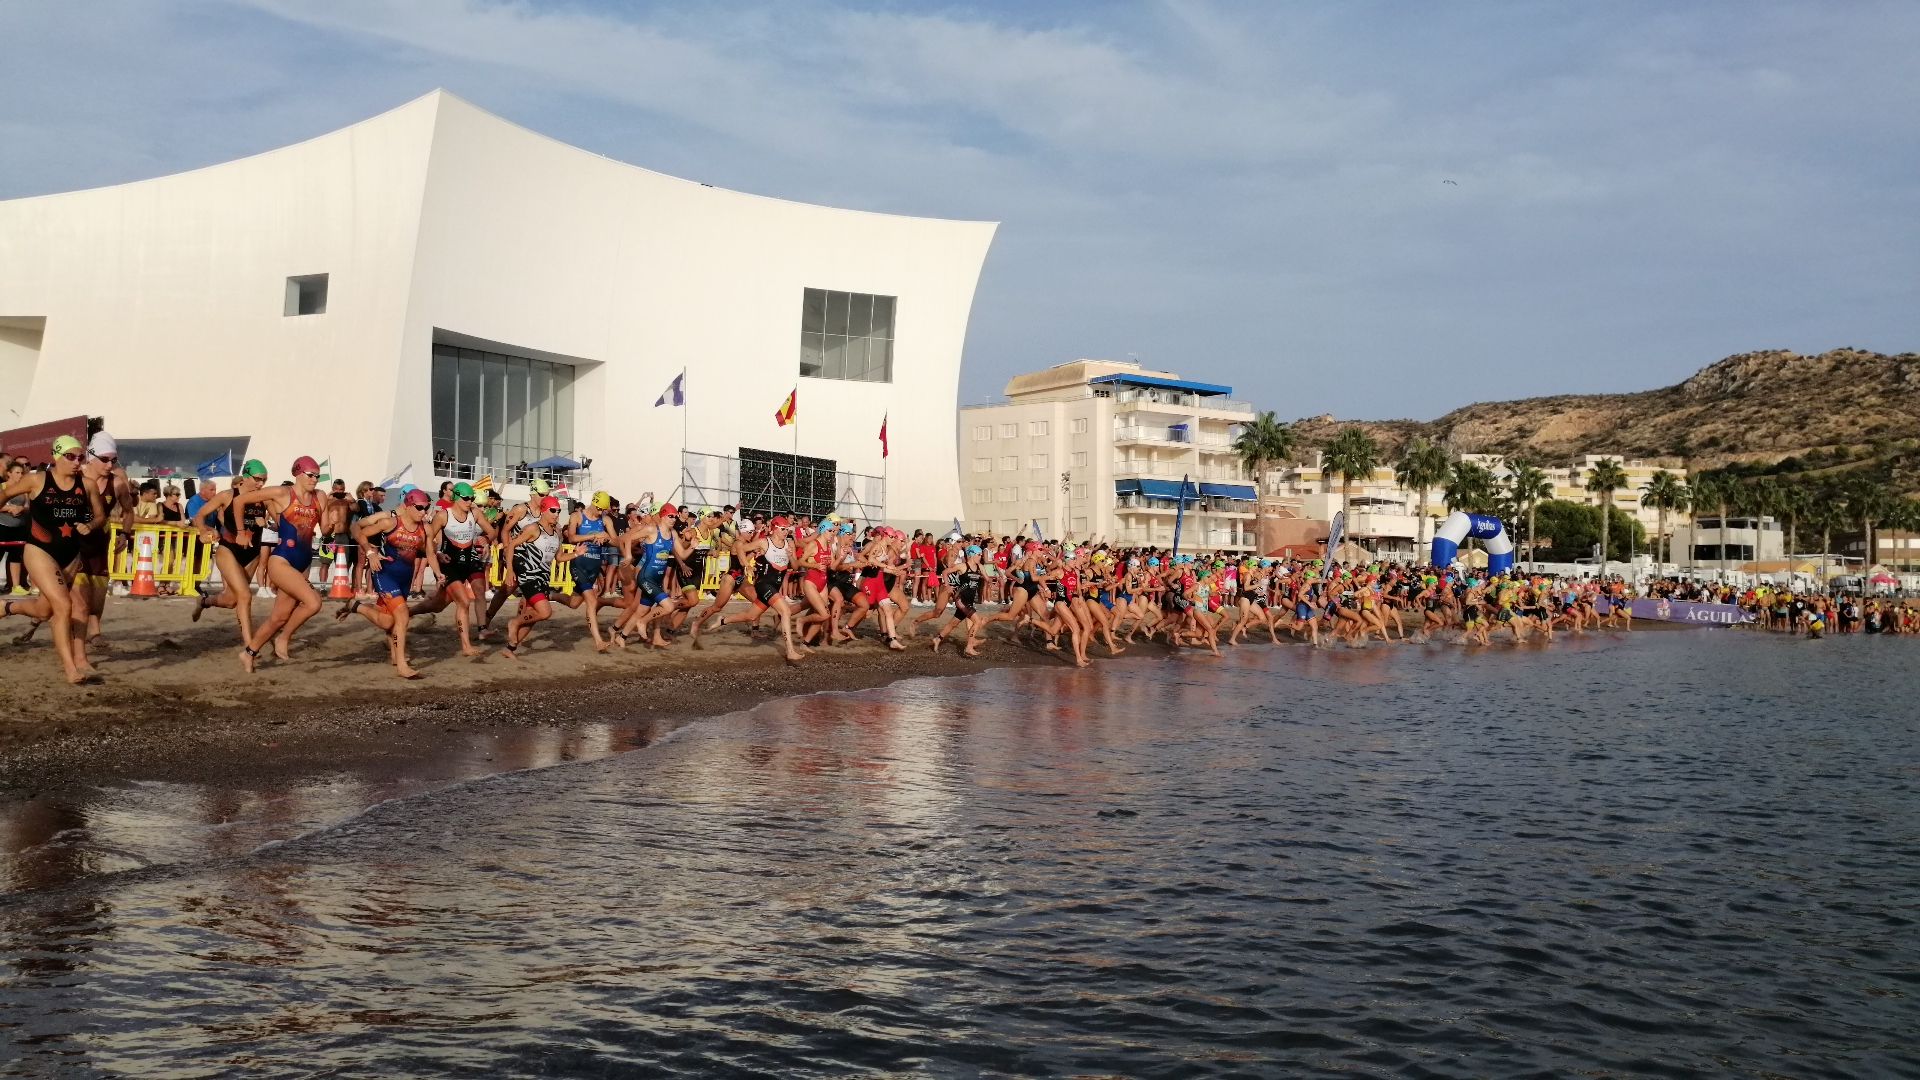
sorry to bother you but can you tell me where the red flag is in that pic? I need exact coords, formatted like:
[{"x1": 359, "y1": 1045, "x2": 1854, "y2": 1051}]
[
  {"x1": 774, "y1": 388, "x2": 797, "y2": 427},
  {"x1": 879, "y1": 413, "x2": 889, "y2": 458}
]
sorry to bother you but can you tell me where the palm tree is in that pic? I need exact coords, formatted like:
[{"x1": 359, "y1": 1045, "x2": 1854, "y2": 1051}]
[
  {"x1": 1807, "y1": 485, "x2": 1846, "y2": 587},
  {"x1": 1443, "y1": 460, "x2": 1499, "y2": 515},
  {"x1": 1742, "y1": 476, "x2": 1782, "y2": 572},
  {"x1": 1641, "y1": 470, "x2": 1688, "y2": 569},
  {"x1": 1689, "y1": 472, "x2": 1735, "y2": 581},
  {"x1": 1231, "y1": 411, "x2": 1297, "y2": 556},
  {"x1": 1689, "y1": 470, "x2": 1735, "y2": 580},
  {"x1": 1777, "y1": 478, "x2": 1810, "y2": 564},
  {"x1": 1507, "y1": 460, "x2": 1553, "y2": 572},
  {"x1": 1585, "y1": 458, "x2": 1628, "y2": 578},
  {"x1": 1393, "y1": 438, "x2": 1452, "y2": 559},
  {"x1": 1321, "y1": 427, "x2": 1381, "y2": 546},
  {"x1": 1845, "y1": 473, "x2": 1890, "y2": 573}
]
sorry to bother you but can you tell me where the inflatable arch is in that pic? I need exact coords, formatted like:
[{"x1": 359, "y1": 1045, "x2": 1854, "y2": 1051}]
[{"x1": 1432, "y1": 512, "x2": 1515, "y2": 575}]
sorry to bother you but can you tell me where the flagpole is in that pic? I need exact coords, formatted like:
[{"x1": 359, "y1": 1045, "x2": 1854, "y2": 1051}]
[
  {"x1": 792, "y1": 388, "x2": 799, "y2": 517},
  {"x1": 680, "y1": 367, "x2": 689, "y2": 506}
]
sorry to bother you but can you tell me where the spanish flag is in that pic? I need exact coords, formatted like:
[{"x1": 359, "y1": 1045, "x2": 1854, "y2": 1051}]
[
  {"x1": 473, "y1": 474, "x2": 494, "y2": 494},
  {"x1": 774, "y1": 388, "x2": 797, "y2": 427}
]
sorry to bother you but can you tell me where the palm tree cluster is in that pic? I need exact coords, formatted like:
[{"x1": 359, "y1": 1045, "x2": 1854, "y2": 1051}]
[
  {"x1": 1232, "y1": 412, "x2": 1299, "y2": 552},
  {"x1": 1674, "y1": 467, "x2": 1920, "y2": 579}
]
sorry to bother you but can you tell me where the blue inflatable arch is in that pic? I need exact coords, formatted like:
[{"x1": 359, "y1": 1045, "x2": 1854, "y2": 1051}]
[{"x1": 1431, "y1": 511, "x2": 1515, "y2": 575}]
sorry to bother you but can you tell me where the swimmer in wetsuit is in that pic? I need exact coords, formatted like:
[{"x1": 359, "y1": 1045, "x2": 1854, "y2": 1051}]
[
  {"x1": 0, "y1": 435, "x2": 108, "y2": 683},
  {"x1": 409, "y1": 481, "x2": 496, "y2": 656},
  {"x1": 344, "y1": 488, "x2": 435, "y2": 678},
  {"x1": 190, "y1": 458, "x2": 271, "y2": 648},
  {"x1": 230, "y1": 455, "x2": 342, "y2": 673}
]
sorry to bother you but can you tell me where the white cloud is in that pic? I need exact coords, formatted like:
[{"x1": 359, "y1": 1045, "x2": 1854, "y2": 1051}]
[{"x1": 2, "y1": 0, "x2": 1915, "y2": 417}]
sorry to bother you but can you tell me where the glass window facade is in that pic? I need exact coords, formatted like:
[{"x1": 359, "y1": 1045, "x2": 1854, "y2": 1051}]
[
  {"x1": 799, "y1": 287, "x2": 895, "y2": 382},
  {"x1": 431, "y1": 345, "x2": 576, "y2": 473}
]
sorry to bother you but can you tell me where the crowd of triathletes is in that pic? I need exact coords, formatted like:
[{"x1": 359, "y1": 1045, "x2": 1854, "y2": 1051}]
[{"x1": 3, "y1": 440, "x2": 1910, "y2": 685}]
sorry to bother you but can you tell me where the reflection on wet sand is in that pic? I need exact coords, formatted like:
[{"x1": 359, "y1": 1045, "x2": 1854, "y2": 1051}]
[{"x1": 1, "y1": 636, "x2": 1915, "y2": 1077}]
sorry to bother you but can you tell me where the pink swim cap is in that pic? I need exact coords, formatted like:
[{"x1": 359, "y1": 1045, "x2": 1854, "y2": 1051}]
[{"x1": 291, "y1": 455, "x2": 321, "y2": 476}]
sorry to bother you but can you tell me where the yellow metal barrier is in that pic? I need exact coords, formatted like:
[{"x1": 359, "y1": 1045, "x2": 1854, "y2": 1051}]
[
  {"x1": 702, "y1": 552, "x2": 730, "y2": 594},
  {"x1": 486, "y1": 542, "x2": 579, "y2": 595},
  {"x1": 106, "y1": 523, "x2": 213, "y2": 597}
]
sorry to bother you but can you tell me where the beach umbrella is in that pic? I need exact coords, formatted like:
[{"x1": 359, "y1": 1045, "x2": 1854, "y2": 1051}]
[
  {"x1": 526, "y1": 455, "x2": 584, "y2": 470},
  {"x1": 1869, "y1": 572, "x2": 1898, "y2": 585}
]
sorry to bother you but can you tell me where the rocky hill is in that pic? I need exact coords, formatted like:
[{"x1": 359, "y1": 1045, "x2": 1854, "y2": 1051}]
[{"x1": 1292, "y1": 349, "x2": 1920, "y2": 477}]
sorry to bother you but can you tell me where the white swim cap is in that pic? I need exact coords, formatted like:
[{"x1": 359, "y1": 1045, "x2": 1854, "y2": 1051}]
[{"x1": 88, "y1": 431, "x2": 118, "y2": 458}]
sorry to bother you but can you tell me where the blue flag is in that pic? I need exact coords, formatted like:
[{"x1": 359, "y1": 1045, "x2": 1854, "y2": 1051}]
[
  {"x1": 196, "y1": 451, "x2": 233, "y2": 481},
  {"x1": 1030, "y1": 519, "x2": 1044, "y2": 542},
  {"x1": 655, "y1": 370, "x2": 685, "y2": 407}
]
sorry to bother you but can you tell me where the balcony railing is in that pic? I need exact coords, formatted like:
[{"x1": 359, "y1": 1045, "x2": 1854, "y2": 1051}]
[
  {"x1": 1111, "y1": 528, "x2": 1256, "y2": 549},
  {"x1": 1113, "y1": 390, "x2": 1256, "y2": 416},
  {"x1": 1112, "y1": 462, "x2": 1252, "y2": 481}
]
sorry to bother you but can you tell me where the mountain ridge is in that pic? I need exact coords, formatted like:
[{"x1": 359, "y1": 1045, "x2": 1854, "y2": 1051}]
[{"x1": 1290, "y1": 348, "x2": 1920, "y2": 480}]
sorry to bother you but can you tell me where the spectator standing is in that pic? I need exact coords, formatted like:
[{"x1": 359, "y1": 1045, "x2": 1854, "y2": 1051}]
[
  {"x1": 133, "y1": 480, "x2": 164, "y2": 523},
  {"x1": 0, "y1": 460, "x2": 28, "y2": 594},
  {"x1": 187, "y1": 478, "x2": 214, "y2": 523}
]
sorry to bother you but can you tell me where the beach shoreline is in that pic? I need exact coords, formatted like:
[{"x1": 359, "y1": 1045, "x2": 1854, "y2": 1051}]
[
  {"x1": 0, "y1": 595, "x2": 1707, "y2": 799},
  {"x1": 0, "y1": 596, "x2": 1142, "y2": 797}
]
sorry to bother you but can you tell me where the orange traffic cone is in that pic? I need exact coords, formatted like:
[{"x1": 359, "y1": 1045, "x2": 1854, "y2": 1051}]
[
  {"x1": 328, "y1": 546, "x2": 355, "y2": 599},
  {"x1": 130, "y1": 530, "x2": 159, "y2": 598}
]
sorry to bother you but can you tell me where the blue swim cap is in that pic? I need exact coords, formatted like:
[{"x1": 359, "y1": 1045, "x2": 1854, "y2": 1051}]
[
  {"x1": 966, "y1": 545, "x2": 981, "y2": 555},
  {"x1": 1148, "y1": 557, "x2": 1160, "y2": 567}
]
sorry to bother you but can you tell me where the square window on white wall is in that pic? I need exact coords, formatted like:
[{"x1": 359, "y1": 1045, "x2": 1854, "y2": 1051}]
[
  {"x1": 1072, "y1": 483, "x2": 1089, "y2": 500},
  {"x1": 999, "y1": 424, "x2": 1018, "y2": 438},
  {"x1": 972, "y1": 425, "x2": 992, "y2": 441},
  {"x1": 1029, "y1": 421, "x2": 1049, "y2": 436},
  {"x1": 1000, "y1": 456, "x2": 1018, "y2": 471},
  {"x1": 1072, "y1": 517, "x2": 1089, "y2": 535},
  {"x1": 972, "y1": 457, "x2": 992, "y2": 473},
  {"x1": 998, "y1": 486, "x2": 1017, "y2": 502},
  {"x1": 1029, "y1": 454, "x2": 1048, "y2": 469},
  {"x1": 1072, "y1": 452, "x2": 1089, "y2": 467},
  {"x1": 972, "y1": 488, "x2": 991, "y2": 505},
  {"x1": 1070, "y1": 418, "x2": 1089, "y2": 434},
  {"x1": 1029, "y1": 485, "x2": 1049, "y2": 501}
]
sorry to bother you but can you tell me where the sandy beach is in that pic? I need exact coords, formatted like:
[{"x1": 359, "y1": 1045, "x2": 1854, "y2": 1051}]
[
  {"x1": 0, "y1": 592, "x2": 1710, "y2": 801},
  {"x1": 0, "y1": 594, "x2": 1098, "y2": 793}
]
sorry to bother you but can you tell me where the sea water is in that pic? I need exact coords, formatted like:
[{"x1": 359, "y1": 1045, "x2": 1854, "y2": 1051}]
[{"x1": 2, "y1": 633, "x2": 1916, "y2": 1077}]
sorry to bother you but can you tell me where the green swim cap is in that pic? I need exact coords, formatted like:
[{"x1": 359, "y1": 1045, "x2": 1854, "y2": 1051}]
[
  {"x1": 241, "y1": 458, "x2": 268, "y2": 477},
  {"x1": 452, "y1": 481, "x2": 475, "y2": 499}
]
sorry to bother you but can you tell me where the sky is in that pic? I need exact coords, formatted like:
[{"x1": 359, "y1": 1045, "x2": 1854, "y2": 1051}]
[{"x1": 3, "y1": 0, "x2": 1916, "y2": 421}]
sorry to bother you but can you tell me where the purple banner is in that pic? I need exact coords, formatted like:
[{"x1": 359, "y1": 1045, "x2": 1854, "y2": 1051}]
[{"x1": 1598, "y1": 597, "x2": 1752, "y2": 625}]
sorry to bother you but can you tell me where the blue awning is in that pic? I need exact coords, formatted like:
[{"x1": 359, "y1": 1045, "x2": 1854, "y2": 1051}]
[
  {"x1": 1089, "y1": 373, "x2": 1235, "y2": 396},
  {"x1": 1119, "y1": 479, "x2": 1200, "y2": 500},
  {"x1": 1199, "y1": 483, "x2": 1257, "y2": 501}
]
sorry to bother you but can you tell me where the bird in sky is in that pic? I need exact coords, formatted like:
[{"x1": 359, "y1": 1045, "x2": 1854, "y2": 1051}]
[{"x1": 1442, "y1": 179, "x2": 1458, "y2": 186}]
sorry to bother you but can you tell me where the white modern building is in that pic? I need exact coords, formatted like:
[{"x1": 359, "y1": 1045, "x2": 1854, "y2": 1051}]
[
  {"x1": 958, "y1": 360, "x2": 1260, "y2": 550},
  {"x1": 0, "y1": 91, "x2": 996, "y2": 529}
]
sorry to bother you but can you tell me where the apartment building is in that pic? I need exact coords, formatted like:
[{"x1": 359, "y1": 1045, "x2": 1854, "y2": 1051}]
[
  {"x1": 1461, "y1": 453, "x2": 1687, "y2": 536},
  {"x1": 1254, "y1": 451, "x2": 1693, "y2": 562},
  {"x1": 957, "y1": 360, "x2": 1259, "y2": 550},
  {"x1": 1263, "y1": 455, "x2": 1433, "y2": 561}
]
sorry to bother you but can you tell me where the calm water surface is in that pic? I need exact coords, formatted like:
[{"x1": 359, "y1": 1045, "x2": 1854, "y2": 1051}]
[{"x1": 2, "y1": 632, "x2": 1917, "y2": 1077}]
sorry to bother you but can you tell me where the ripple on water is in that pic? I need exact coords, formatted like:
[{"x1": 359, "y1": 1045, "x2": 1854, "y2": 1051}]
[{"x1": 2, "y1": 632, "x2": 1919, "y2": 1076}]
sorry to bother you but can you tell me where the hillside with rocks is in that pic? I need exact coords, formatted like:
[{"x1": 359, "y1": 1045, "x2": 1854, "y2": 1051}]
[{"x1": 1292, "y1": 349, "x2": 1920, "y2": 479}]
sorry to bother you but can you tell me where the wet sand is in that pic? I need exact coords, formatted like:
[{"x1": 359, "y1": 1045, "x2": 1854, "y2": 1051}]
[
  {"x1": 0, "y1": 594, "x2": 1090, "y2": 795},
  {"x1": 0, "y1": 594, "x2": 1697, "y2": 799}
]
